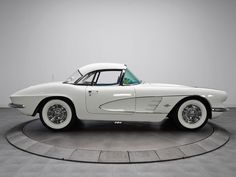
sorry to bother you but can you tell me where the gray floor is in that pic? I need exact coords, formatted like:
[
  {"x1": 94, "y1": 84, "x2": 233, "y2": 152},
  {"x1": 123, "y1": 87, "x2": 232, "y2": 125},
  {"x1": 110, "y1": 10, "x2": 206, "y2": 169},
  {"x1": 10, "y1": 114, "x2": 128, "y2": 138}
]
[
  {"x1": 23, "y1": 119, "x2": 214, "y2": 151},
  {"x1": 6, "y1": 118, "x2": 229, "y2": 163},
  {"x1": 0, "y1": 108, "x2": 236, "y2": 177}
]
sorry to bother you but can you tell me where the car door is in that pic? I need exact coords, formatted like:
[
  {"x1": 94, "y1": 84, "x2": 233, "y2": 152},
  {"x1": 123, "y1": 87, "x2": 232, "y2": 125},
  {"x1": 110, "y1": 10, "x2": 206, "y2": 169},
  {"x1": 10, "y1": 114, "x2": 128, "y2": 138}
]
[{"x1": 85, "y1": 70, "x2": 135, "y2": 114}]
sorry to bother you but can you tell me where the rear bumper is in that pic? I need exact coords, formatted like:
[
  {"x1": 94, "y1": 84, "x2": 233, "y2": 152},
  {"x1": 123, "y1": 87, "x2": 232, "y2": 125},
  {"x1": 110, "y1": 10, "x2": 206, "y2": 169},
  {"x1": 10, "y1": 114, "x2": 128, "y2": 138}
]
[
  {"x1": 212, "y1": 107, "x2": 229, "y2": 112},
  {"x1": 8, "y1": 103, "x2": 25, "y2": 108}
]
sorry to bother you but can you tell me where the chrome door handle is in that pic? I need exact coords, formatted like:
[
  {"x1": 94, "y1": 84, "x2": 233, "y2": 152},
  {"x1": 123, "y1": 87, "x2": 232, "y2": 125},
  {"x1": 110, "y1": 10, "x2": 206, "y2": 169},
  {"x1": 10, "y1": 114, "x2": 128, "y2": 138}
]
[{"x1": 113, "y1": 93, "x2": 132, "y2": 97}]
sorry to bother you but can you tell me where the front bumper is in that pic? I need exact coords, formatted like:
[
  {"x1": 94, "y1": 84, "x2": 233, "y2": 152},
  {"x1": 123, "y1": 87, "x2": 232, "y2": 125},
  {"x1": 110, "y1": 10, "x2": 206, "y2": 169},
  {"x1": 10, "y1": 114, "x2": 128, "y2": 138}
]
[
  {"x1": 9, "y1": 103, "x2": 25, "y2": 108},
  {"x1": 212, "y1": 107, "x2": 229, "y2": 112}
]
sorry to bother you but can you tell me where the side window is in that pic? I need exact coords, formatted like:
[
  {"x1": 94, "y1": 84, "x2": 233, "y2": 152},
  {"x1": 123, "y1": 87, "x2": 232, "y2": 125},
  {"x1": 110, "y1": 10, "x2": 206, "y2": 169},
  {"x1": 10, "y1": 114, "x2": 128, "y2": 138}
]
[
  {"x1": 77, "y1": 72, "x2": 95, "y2": 85},
  {"x1": 95, "y1": 71, "x2": 122, "y2": 86},
  {"x1": 122, "y1": 69, "x2": 140, "y2": 85}
]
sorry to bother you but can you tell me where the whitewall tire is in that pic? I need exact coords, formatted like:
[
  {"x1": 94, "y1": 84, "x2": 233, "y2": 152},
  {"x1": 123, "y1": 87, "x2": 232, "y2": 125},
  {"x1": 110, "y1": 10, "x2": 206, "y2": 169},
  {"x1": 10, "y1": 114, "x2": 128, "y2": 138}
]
[
  {"x1": 40, "y1": 99, "x2": 75, "y2": 130},
  {"x1": 174, "y1": 99, "x2": 208, "y2": 130}
]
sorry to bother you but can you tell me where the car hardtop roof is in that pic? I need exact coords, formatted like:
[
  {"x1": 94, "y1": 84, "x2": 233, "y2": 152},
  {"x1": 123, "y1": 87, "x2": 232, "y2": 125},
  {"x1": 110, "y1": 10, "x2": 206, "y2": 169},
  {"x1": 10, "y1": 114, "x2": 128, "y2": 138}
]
[{"x1": 79, "y1": 63, "x2": 127, "y2": 75}]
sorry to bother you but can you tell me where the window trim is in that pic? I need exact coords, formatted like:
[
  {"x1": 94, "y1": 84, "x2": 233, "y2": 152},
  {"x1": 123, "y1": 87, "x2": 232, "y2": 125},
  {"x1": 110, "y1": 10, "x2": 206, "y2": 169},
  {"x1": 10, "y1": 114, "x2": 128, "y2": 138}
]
[
  {"x1": 93, "y1": 69, "x2": 123, "y2": 86},
  {"x1": 74, "y1": 69, "x2": 123, "y2": 86},
  {"x1": 74, "y1": 72, "x2": 96, "y2": 86}
]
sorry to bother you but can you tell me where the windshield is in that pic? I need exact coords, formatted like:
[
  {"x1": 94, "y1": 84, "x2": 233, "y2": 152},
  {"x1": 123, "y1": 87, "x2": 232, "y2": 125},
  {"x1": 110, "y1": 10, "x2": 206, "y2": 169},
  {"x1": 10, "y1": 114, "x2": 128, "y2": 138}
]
[
  {"x1": 64, "y1": 70, "x2": 82, "y2": 84},
  {"x1": 122, "y1": 69, "x2": 141, "y2": 85}
]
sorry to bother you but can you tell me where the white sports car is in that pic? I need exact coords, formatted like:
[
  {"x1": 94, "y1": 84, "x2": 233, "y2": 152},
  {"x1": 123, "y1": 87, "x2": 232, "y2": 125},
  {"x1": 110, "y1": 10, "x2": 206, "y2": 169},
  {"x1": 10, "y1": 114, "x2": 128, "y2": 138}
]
[{"x1": 9, "y1": 63, "x2": 228, "y2": 131}]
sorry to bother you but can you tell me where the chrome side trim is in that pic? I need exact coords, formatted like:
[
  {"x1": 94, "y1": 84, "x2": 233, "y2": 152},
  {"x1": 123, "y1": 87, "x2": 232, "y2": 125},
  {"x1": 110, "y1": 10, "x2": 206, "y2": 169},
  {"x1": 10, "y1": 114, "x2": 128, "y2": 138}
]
[
  {"x1": 9, "y1": 103, "x2": 25, "y2": 108},
  {"x1": 97, "y1": 108, "x2": 167, "y2": 114},
  {"x1": 212, "y1": 107, "x2": 229, "y2": 112},
  {"x1": 99, "y1": 96, "x2": 163, "y2": 114}
]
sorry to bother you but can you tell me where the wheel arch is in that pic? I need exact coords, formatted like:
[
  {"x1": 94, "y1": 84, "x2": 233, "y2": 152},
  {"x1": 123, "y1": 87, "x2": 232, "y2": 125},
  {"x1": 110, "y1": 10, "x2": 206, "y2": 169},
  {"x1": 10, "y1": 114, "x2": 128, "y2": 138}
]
[
  {"x1": 32, "y1": 96, "x2": 77, "y2": 118},
  {"x1": 167, "y1": 95, "x2": 212, "y2": 119}
]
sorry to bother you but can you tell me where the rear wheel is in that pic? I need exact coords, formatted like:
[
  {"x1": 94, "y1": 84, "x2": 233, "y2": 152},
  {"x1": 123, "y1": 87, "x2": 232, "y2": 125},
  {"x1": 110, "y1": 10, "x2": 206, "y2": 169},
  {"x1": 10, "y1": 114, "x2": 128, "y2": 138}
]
[
  {"x1": 40, "y1": 99, "x2": 75, "y2": 130},
  {"x1": 173, "y1": 99, "x2": 209, "y2": 130}
]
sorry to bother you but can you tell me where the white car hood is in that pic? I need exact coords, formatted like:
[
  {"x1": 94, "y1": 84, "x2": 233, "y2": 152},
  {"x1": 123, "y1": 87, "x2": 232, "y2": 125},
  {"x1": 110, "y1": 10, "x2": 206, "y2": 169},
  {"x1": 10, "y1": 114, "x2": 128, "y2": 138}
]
[{"x1": 12, "y1": 82, "x2": 64, "y2": 96}]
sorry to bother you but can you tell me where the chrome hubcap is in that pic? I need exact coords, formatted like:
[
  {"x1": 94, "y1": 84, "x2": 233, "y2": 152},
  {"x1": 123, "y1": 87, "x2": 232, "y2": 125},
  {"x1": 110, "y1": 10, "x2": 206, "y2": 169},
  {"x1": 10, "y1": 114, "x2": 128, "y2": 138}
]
[
  {"x1": 182, "y1": 104, "x2": 202, "y2": 124},
  {"x1": 47, "y1": 104, "x2": 67, "y2": 124}
]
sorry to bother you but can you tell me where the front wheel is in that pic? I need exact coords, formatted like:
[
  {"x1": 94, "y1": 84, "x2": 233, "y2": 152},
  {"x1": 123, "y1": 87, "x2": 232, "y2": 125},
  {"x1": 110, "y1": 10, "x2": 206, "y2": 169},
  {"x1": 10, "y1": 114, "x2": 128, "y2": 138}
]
[
  {"x1": 40, "y1": 99, "x2": 75, "y2": 130},
  {"x1": 173, "y1": 99, "x2": 209, "y2": 130}
]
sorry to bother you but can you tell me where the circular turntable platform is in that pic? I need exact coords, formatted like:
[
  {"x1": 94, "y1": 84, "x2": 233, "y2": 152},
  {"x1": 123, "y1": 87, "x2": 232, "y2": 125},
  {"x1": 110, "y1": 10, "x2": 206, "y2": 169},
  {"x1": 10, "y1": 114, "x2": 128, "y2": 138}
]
[{"x1": 6, "y1": 119, "x2": 229, "y2": 163}]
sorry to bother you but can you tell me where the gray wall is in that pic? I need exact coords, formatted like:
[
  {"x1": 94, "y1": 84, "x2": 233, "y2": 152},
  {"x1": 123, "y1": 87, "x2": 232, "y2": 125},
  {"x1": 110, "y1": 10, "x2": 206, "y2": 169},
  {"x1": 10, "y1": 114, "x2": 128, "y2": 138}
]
[{"x1": 0, "y1": 0, "x2": 236, "y2": 107}]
